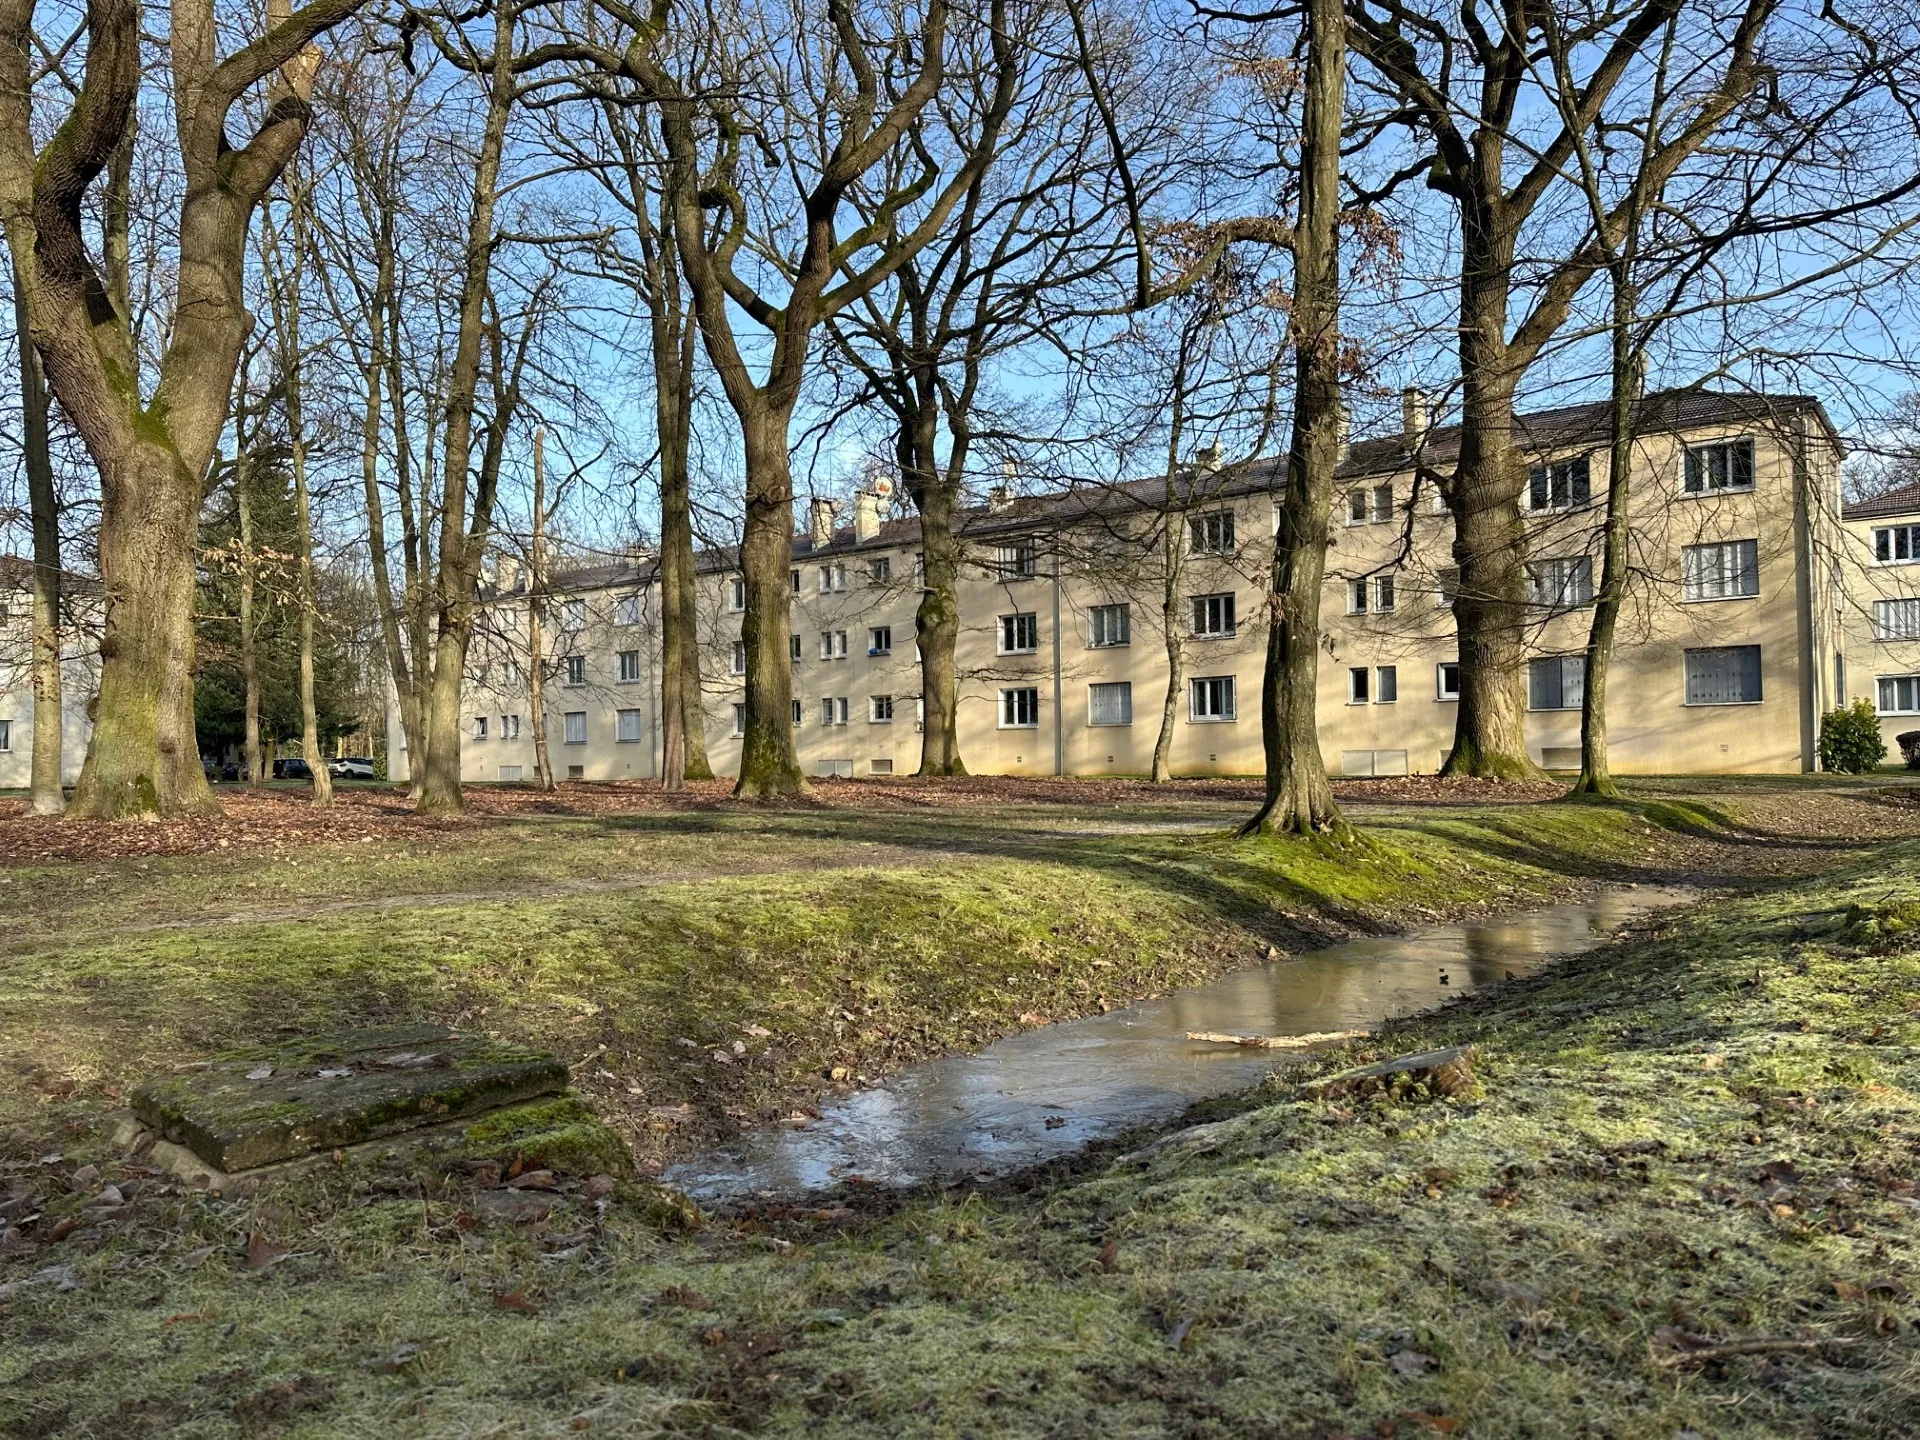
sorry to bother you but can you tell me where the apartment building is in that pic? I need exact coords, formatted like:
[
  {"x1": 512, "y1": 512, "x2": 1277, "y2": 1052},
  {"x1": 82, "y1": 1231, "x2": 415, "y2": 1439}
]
[
  {"x1": 1839, "y1": 477, "x2": 1920, "y2": 756},
  {"x1": 0, "y1": 555, "x2": 97, "y2": 788},
  {"x1": 386, "y1": 388, "x2": 1853, "y2": 786}
]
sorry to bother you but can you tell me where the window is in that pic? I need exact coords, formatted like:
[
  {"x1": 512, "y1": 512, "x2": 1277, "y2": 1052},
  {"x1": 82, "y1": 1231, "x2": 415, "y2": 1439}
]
[
  {"x1": 559, "y1": 599, "x2": 586, "y2": 630},
  {"x1": 1436, "y1": 662, "x2": 1460, "y2": 701},
  {"x1": 1347, "y1": 490, "x2": 1369, "y2": 525},
  {"x1": 1000, "y1": 687, "x2": 1040, "y2": 727},
  {"x1": 869, "y1": 626, "x2": 892, "y2": 656},
  {"x1": 1874, "y1": 599, "x2": 1920, "y2": 641},
  {"x1": 1528, "y1": 655, "x2": 1586, "y2": 711},
  {"x1": 1000, "y1": 612, "x2": 1039, "y2": 653},
  {"x1": 733, "y1": 704, "x2": 747, "y2": 737},
  {"x1": 564, "y1": 654, "x2": 586, "y2": 687},
  {"x1": 473, "y1": 715, "x2": 489, "y2": 740},
  {"x1": 497, "y1": 765, "x2": 522, "y2": 782},
  {"x1": 732, "y1": 641, "x2": 747, "y2": 676},
  {"x1": 790, "y1": 634, "x2": 803, "y2": 662},
  {"x1": 1348, "y1": 579, "x2": 1368, "y2": 615},
  {"x1": 1376, "y1": 665, "x2": 1398, "y2": 703},
  {"x1": 1683, "y1": 437, "x2": 1755, "y2": 494},
  {"x1": 790, "y1": 569, "x2": 802, "y2": 594},
  {"x1": 871, "y1": 758, "x2": 894, "y2": 775},
  {"x1": 1527, "y1": 556, "x2": 1594, "y2": 611},
  {"x1": 1436, "y1": 567, "x2": 1460, "y2": 608},
  {"x1": 820, "y1": 629, "x2": 849, "y2": 659},
  {"x1": 819, "y1": 564, "x2": 847, "y2": 592},
  {"x1": 567, "y1": 765, "x2": 584, "y2": 781},
  {"x1": 1089, "y1": 681, "x2": 1133, "y2": 727},
  {"x1": 821, "y1": 696, "x2": 849, "y2": 726},
  {"x1": 1685, "y1": 645, "x2": 1763, "y2": 705},
  {"x1": 614, "y1": 594, "x2": 640, "y2": 626},
  {"x1": 870, "y1": 694, "x2": 894, "y2": 723},
  {"x1": 501, "y1": 713, "x2": 521, "y2": 740},
  {"x1": 1191, "y1": 592, "x2": 1236, "y2": 637},
  {"x1": 617, "y1": 649, "x2": 642, "y2": 683},
  {"x1": 792, "y1": 699, "x2": 803, "y2": 726},
  {"x1": 730, "y1": 577, "x2": 746, "y2": 611},
  {"x1": 1190, "y1": 675, "x2": 1237, "y2": 721},
  {"x1": 1348, "y1": 667, "x2": 1369, "y2": 704},
  {"x1": 617, "y1": 708, "x2": 644, "y2": 743},
  {"x1": 997, "y1": 541, "x2": 1038, "y2": 578},
  {"x1": 1874, "y1": 525, "x2": 1920, "y2": 564},
  {"x1": 1682, "y1": 540, "x2": 1759, "y2": 602},
  {"x1": 1089, "y1": 603, "x2": 1130, "y2": 648},
  {"x1": 1190, "y1": 511, "x2": 1236, "y2": 554},
  {"x1": 563, "y1": 711, "x2": 587, "y2": 744},
  {"x1": 1528, "y1": 456, "x2": 1592, "y2": 512},
  {"x1": 870, "y1": 557, "x2": 892, "y2": 583},
  {"x1": 1374, "y1": 575, "x2": 1396, "y2": 613},
  {"x1": 1371, "y1": 484, "x2": 1394, "y2": 522},
  {"x1": 1878, "y1": 675, "x2": 1920, "y2": 714}
]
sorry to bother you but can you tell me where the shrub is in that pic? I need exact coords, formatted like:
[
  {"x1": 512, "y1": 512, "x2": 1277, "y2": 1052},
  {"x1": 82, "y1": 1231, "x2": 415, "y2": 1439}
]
[
  {"x1": 1899, "y1": 731, "x2": 1920, "y2": 771},
  {"x1": 1819, "y1": 698, "x2": 1888, "y2": 774}
]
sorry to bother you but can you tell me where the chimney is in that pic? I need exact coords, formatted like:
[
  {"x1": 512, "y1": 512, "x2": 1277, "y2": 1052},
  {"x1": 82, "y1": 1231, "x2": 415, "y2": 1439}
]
[
  {"x1": 987, "y1": 484, "x2": 1014, "y2": 513},
  {"x1": 1336, "y1": 402, "x2": 1351, "y2": 464},
  {"x1": 1402, "y1": 386, "x2": 1429, "y2": 444},
  {"x1": 854, "y1": 489, "x2": 882, "y2": 542},
  {"x1": 1196, "y1": 441, "x2": 1223, "y2": 475},
  {"x1": 496, "y1": 554, "x2": 521, "y2": 593},
  {"x1": 808, "y1": 496, "x2": 836, "y2": 547}
]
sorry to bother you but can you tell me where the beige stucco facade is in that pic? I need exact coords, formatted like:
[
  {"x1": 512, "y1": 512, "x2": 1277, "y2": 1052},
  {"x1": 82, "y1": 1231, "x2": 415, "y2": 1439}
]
[{"x1": 386, "y1": 391, "x2": 1854, "y2": 786}]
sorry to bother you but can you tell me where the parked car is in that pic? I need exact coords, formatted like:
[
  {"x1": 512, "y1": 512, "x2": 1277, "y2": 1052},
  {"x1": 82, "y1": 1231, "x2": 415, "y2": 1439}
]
[
  {"x1": 272, "y1": 757, "x2": 313, "y2": 781},
  {"x1": 328, "y1": 756, "x2": 376, "y2": 781}
]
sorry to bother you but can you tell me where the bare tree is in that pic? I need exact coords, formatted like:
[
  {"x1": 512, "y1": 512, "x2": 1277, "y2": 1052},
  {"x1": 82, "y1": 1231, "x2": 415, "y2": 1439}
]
[
  {"x1": 0, "y1": 0, "x2": 372, "y2": 817},
  {"x1": 10, "y1": 257, "x2": 62, "y2": 813}
]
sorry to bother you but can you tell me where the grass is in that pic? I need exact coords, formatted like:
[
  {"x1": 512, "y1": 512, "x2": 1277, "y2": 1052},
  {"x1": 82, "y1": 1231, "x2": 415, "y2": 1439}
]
[{"x1": 4, "y1": 779, "x2": 1920, "y2": 1435}]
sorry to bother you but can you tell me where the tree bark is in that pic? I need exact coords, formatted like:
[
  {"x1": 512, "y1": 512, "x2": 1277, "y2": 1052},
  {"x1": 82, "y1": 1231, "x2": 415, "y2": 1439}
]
[
  {"x1": 1243, "y1": 0, "x2": 1347, "y2": 838},
  {"x1": 734, "y1": 405, "x2": 805, "y2": 798},
  {"x1": 13, "y1": 262, "x2": 63, "y2": 815},
  {"x1": 904, "y1": 404, "x2": 965, "y2": 776},
  {"x1": 528, "y1": 428, "x2": 555, "y2": 790},
  {"x1": 1152, "y1": 513, "x2": 1184, "y2": 784},
  {"x1": 656, "y1": 276, "x2": 709, "y2": 787},
  {"x1": 237, "y1": 457, "x2": 264, "y2": 789}
]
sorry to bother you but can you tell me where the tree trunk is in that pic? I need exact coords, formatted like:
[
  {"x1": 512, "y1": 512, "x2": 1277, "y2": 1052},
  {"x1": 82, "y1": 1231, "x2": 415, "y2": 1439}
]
[
  {"x1": 1439, "y1": 233, "x2": 1539, "y2": 780},
  {"x1": 14, "y1": 264, "x2": 63, "y2": 815},
  {"x1": 1152, "y1": 500, "x2": 1185, "y2": 784},
  {"x1": 1243, "y1": 0, "x2": 1346, "y2": 838},
  {"x1": 1571, "y1": 261, "x2": 1637, "y2": 799},
  {"x1": 237, "y1": 461, "x2": 264, "y2": 789},
  {"x1": 528, "y1": 428, "x2": 555, "y2": 790},
  {"x1": 734, "y1": 407, "x2": 805, "y2": 798},
  {"x1": 906, "y1": 408, "x2": 965, "y2": 776},
  {"x1": 657, "y1": 297, "x2": 709, "y2": 787}
]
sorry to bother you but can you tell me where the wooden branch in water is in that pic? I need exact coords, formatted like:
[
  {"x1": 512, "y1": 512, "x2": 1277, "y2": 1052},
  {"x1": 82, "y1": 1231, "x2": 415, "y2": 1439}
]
[{"x1": 1184, "y1": 1029, "x2": 1368, "y2": 1049}]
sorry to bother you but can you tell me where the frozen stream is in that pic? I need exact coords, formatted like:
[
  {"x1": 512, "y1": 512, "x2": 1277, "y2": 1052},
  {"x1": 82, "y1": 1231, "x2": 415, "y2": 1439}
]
[{"x1": 663, "y1": 885, "x2": 1697, "y2": 1205}]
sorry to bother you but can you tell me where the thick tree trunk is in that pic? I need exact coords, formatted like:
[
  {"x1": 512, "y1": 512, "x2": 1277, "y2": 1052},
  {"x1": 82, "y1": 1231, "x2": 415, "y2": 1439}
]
[
  {"x1": 1243, "y1": 0, "x2": 1346, "y2": 838},
  {"x1": 14, "y1": 265, "x2": 63, "y2": 815},
  {"x1": 237, "y1": 464, "x2": 264, "y2": 789},
  {"x1": 734, "y1": 408, "x2": 805, "y2": 798},
  {"x1": 1571, "y1": 262, "x2": 1637, "y2": 799},
  {"x1": 904, "y1": 407, "x2": 965, "y2": 776},
  {"x1": 71, "y1": 444, "x2": 217, "y2": 818},
  {"x1": 528, "y1": 428, "x2": 555, "y2": 790},
  {"x1": 1440, "y1": 225, "x2": 1539, "y2": 780},
  {"x1": 657, "y1": 313, "x2": 709, "y2": 788}
]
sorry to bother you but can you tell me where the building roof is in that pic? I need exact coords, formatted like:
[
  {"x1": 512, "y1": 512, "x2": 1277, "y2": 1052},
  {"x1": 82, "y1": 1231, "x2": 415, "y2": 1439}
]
[
  {"x1": 0, "y1": 554, "x2": 97, "y2": 595},
  {"x1": 533, "y1": 387, "x2": 1838, "y2": 596},
  {"x1": 1843, "y1": 477, "x2": 1920, "y2": 523}
]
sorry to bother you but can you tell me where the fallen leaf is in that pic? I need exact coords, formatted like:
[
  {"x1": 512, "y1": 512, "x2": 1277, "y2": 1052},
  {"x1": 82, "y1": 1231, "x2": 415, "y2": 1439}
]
[
  {"x1": 1833, "y1": 1280, "x2": 1867, "y2": 1301},
  {"x1": 245, "y1": 1233, "x2": 290, "y2": 1270},
  {"x1": 505, "y1": 1170, "x2": 556, "y2": 1191},
  {"x1": 1096, "y1": 1241, "x2": 1118, "y2": 1273},
  {"x1": 495, "y1": 1288, "x2": 537, "y2": 1312}
]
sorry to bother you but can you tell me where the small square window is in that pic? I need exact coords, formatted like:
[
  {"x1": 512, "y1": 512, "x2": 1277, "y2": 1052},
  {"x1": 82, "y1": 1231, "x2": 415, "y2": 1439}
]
[
  {"x1": 614, "y1": 594, "x2": 640, "y2": 626},
  {"x1": 559, "y1": 599, "x2": 586, "y2": 630},
  {"x1": 1000, "y1": 687, "x2": 1040, "y2": 727},
  {"x1": 1189, "y1": 511, "x2": 1235, "y2": 554},
  {"x1": 869, "y1": 626, "x2": 892, "y2": 656},
  {"x1": 1089, "y1": 603, "x2": 1130, "y2": 648},
  {"x1": 502, "y1": 713, "x2": 521, "y2": 740},
  {"x1": 1191, "y1": 592, "x2": 1235, "y2": 637},
  {"x1": 1436, "y1": 662, "x2": 1460, "y2": 701},
  {"x1": 870, "y1": 694, "x2": 894, "y2": 723},
  {"x1": 1089, "y1": 681, "x2": 1133, "y2": 726},
  {"x1": 1528, "y1": 655, "x2": 1586, "y2": 711},
  {"x1": 870, "y1": 557, "x2": 892, "y2": 583},
  {"x1": 997, "y1": 541, "x2": 1038, "y2": 578},
  {"x1": 1685, "y1": 645, "x2": 1762, "y2": 705},
  {"x1": 1189, "y1": 675, "x2": 1236, "y2": 721},
  {"x1": 1528, "y1": 456, "x2": 1592, "y2": 512},
  {"x1": 563, "y1": 711, "x2": 587, "y2": 745},
  {"x1": 820, "y1": 696, "x2": 849, "y2": 726},
  {"x1": 1000, "y1": 612, "x2": 1039, "y2": 653},
  {"x1": 1682, "y1": 540, "x2": 1759, "y2": 601},
  {"x1": 1683, "y1": 438, "x2": 1755, "y2": 494},
  {"x1": 616, "y1": 708, "x2": 644, "y2": 743},
  {"x1": 472, "y1": 715, "x2": 489, "y2": 740}
]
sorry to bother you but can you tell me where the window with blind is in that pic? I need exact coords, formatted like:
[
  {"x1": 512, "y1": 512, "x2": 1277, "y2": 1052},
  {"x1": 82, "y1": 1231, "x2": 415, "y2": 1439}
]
[
  {"x1": 1528, "y1": 456, "x2": 1591, "y2": 511},
  {"x1": 1681, "y1": 540, "x2": 1759, "y2": 601},
  {"x1": 563, "y1": 711, "x2": 587, "y2": 744},
  {"x1": 1874, "y1": 598, "x2": 1920, "y2": 641},
  {"x1": 1683, "y1": 438, "x2": 1755, "y2": 494},
  {"x1": 1879, "y1": 675, "x2": 1920, "y2": 713},
  {"x1": 1528, "y1": 655, "x2": 1585, "y2": 711},
  {"x1": 616, "y1": 709, "x2": 643, "y2": 743},
  {"x1": 1684, "y1": 645, "x2": 1762, "y2": 704},
  {"x1": 1089, "y1": 681, "x2": 1133, "y2": 727},
  {"x1": 1528, "y1": 556, "x2": 1593, "y2": 611},
  {"x1": 1089, "y1": 603, "x2": 1130, "y2": 648}
]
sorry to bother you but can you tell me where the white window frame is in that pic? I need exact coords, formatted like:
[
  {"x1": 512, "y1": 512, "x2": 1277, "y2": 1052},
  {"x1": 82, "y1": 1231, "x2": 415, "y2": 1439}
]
[
  {"x1": 614, "y1": 594, "x2": 641, "y2": 627},
  {"x1": 732, "y1": 641, "x2": 747, "y2": 676},
  {"x1": 502, "y1": 713, "x2": 521, "y2": 740},
  {"x1": 1373, "y1": 575, "x2": 1396, "y2": 613},
  {"x1": 1088, "y1": 681, "x2": 1133, "y2": 727},
  {"x1": 1376, "y1": 665, "x2": 1398, "y2": 703},
  {"x1": 616, "y1": 708, "x2": 644, "y2": 743},
  {"x1": 1089, "y1": 603, "x2": 1131, "y2": 649},
  {"x1": 733, "y1": 704, "x2": 747, "y2": 737},
  {"x1": 869, "y1": 625, "x2": 892, "y2": 656},
  {"x1": 1000, "y1": 612, "x2": 1039, "y2": 654},
  {"x1": 563, "y1": 654, "x2": 586, "y2": 687},
  {"x1": 1873, "y1": 598, "x2": 1920, "y2": 642},
  {"x1": 1348, "y1": 667, "x2": 1369, "y2": 705},
  {"x1": 1347, "y1": 579, "x2": 1368, "y2": 615},
  {"x1": 1436, "y1": 662, "x2": 1460, "y2": 702},
  {"x1": 563, "y1": 711, "x2": 588, "y2": 745},
  {"x1": 1189, "y1": 510, "x2": 1236, "y2": 555},
  {"x1": 1370, "y1": 483, "x2": 1394, "y2": 523},
  {"x1": 1189, "y1": 674, "x2": 1237, "y2": 722},
  {"x1": 559, "y1": 599, "x2": 587, "y2": 631},
  {"x1": 819, "y1": 563, "x2": 847, "y2": 593},
  {"x1": 790, "y1": 634, "x2": 803, "y2": 663},
  {"x1": 1874, "y1": 525, "x2": 1920, "y2": 565},
  {"x1": 617, "y1": 649, "x2": 642, "y2": 683},
  {"x1": 1346, "y1": 490, "x2": 1369, "y2": 526},
  {"x1": 473, "y1": 715, "x2": 489, "y2": 740},
  {"x1": 1191, "y1": 592, "x2": 1236, "y2": 637},
  {"x1": 820, "y1": 696, "x2": 849, "y2": 726},
  {"x1": 1681, "y1": 539, "x2": 1760, "y2": 603},
  {"x1": 1000, "y1": 686, "x2": 1040, "y2": 728},
  {"x1": 1527, "y1": 555, "x2": 1594, "y2": 612},
  {"x1": 820, "y1": 630, "x2": 849, "y2": 660},
  {"x1": 1878, "y1": 674, "x2": 1920, "y2": 715},
  {"x1": 1682, "y1": 437, "x2": 1756, "y2": 496},
  {"x1": 869, "y1": 557, "x2": 892, "y2": 583},
  {"x1": 1527, "y1": 456, "x2": 1592, "y2": 513},
  {"x1": 997, "y1": 541, "x2": 1038, "y2": 579},
  {"x1": 730, "y1": 577, "x2": 747, "y2": 611},
  {"x1": 870, "y1": 694, "x2": 894, "y2": 723}
]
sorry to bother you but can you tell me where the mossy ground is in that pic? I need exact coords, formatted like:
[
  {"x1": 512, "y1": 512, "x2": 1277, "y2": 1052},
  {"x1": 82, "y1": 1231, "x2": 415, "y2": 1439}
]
[{"x1": 4, "y1": 778, "x2": 1920, "y2": 1435}]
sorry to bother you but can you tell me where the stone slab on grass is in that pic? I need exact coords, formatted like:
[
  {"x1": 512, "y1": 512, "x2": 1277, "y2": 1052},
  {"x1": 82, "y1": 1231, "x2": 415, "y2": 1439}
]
[{"x1": 131, "y1": 1025, "x2": 569, "y2": 1172}]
